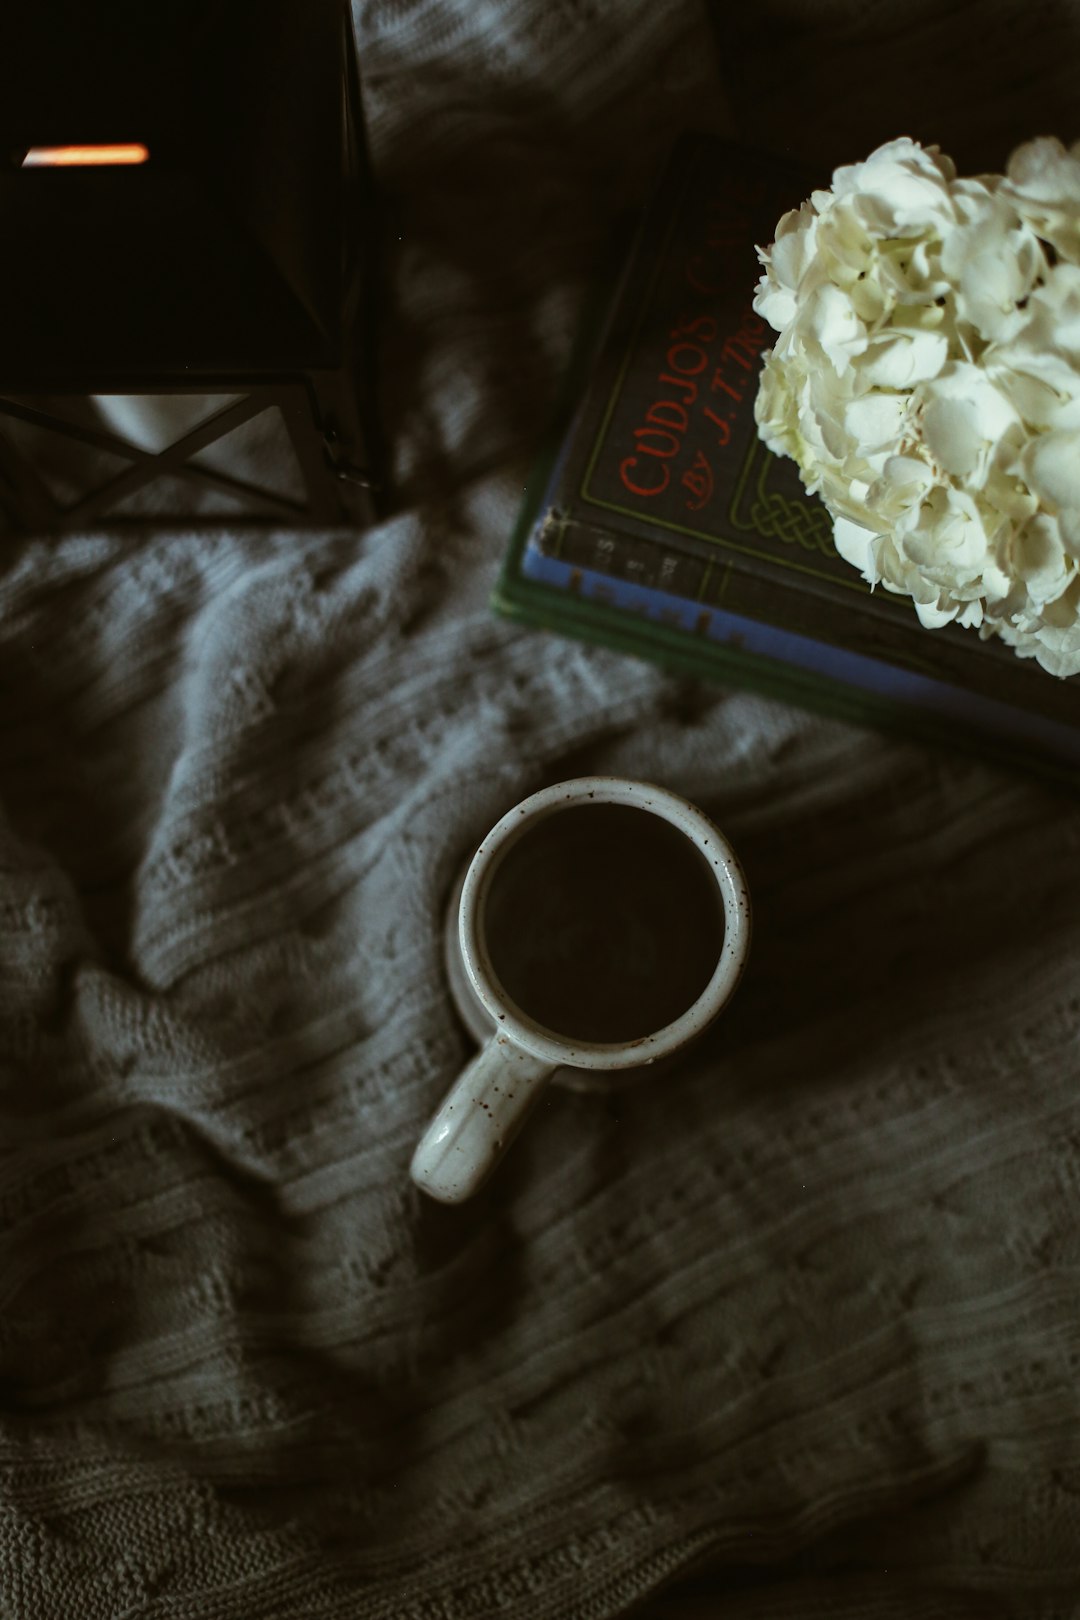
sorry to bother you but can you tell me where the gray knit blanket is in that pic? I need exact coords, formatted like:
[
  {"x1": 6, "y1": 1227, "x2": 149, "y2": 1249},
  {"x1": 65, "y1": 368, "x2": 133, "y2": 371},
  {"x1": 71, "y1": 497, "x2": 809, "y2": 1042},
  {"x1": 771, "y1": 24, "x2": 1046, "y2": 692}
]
[{"x1": 2, "y1": 3, "x2": 1079, "y2": 1616}]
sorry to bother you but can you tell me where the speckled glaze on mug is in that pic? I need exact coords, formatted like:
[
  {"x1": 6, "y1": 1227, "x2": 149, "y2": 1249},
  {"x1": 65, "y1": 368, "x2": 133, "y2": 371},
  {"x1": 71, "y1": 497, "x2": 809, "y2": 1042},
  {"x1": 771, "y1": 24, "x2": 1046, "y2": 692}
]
[{"x1": 410, "y1": 776, "x2": 751, "y2": 1204}]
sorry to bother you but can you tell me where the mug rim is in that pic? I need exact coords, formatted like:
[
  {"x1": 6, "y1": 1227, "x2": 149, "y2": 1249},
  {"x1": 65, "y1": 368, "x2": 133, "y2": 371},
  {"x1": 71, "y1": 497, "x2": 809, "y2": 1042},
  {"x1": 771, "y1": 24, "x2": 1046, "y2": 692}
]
[{"x1": 458, "y1": 776, "x2": 751, "y2": 1072}]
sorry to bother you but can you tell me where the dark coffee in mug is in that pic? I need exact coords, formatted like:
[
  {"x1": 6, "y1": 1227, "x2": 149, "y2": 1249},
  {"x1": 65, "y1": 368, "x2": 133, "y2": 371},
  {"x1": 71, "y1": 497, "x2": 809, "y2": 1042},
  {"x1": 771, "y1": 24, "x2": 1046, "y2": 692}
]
[{"x1": 482, "y1": 802, "x2": 725, "y2": 1044}]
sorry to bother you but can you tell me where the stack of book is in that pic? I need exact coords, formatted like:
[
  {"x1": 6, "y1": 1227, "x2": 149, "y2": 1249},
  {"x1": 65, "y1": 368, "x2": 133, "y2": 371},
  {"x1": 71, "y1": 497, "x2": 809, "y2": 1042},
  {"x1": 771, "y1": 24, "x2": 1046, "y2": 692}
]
[{"x1": 494, "y1": 134, "x2": 1080, "y2": 790}]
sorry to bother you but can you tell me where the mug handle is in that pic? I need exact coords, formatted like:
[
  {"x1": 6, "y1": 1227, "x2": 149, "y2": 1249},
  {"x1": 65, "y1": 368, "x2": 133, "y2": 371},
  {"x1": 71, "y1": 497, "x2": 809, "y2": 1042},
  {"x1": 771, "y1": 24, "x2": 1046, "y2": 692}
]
[{"x1": 410, "y1": 1037, "x2": 554, "y2": 1203}]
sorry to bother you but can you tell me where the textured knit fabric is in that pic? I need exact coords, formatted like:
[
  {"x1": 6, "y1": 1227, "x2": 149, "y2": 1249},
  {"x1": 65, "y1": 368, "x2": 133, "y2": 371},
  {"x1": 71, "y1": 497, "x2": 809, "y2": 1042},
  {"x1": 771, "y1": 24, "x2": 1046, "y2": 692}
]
[{"x1": 2, "y1": 2, "x2": 1080, "y2": 1618}]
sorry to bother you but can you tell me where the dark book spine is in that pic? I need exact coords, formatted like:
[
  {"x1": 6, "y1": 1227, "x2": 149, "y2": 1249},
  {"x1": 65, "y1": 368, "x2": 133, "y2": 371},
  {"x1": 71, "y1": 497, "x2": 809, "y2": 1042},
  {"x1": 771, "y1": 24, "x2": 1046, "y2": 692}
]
[{"x1": 535, "y1": 505, "x2": 1080, "y2": 720}]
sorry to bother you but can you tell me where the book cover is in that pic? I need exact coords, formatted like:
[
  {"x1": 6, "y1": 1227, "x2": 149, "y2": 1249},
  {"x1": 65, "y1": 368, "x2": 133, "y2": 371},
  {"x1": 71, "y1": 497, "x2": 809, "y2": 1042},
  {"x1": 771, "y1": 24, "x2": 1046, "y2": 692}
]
[{"x1": 493, "y1": 133, "x2": 1080, "y2": 787}]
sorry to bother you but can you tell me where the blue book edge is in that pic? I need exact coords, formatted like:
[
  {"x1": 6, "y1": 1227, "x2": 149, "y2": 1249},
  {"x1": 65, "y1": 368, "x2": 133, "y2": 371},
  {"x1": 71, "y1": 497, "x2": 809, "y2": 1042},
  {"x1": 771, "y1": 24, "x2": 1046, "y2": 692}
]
[{"x1": 517, "y1": 540, "x2": 1080, "y2": 770}]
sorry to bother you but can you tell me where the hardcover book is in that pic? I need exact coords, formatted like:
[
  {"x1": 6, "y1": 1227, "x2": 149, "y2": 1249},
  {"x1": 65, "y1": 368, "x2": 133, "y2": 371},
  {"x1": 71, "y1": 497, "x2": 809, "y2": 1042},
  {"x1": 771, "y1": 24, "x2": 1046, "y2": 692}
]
[{"x1": 493, "y1": 132, "x2": 1080, "y2": 789}]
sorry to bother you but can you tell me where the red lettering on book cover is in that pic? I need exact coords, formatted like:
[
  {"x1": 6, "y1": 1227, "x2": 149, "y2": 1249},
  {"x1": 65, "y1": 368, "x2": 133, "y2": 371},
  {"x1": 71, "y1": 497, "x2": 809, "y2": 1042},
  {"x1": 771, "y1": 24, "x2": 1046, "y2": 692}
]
[
  {"x1": 681, "y1": 450, "x2": 714, "y2": 511},
  {"x1": 619, "y1": 452, "x2": 670, "y2": 497},
  {"x1": 615, "y1": 181, "x2": 771, "y2": 512}
]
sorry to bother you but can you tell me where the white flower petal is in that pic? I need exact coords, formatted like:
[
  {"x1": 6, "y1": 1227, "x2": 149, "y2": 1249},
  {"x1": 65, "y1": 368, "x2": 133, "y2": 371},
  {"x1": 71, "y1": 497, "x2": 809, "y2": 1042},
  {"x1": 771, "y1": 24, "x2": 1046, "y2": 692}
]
[
  {"x1": 1058, "y1": 508, "x2": 1080, "y2": 560},
  {"x1": 832, "y1": 516, "x2": 877, "y2": 578},
  {"x1": 830, "y1": 138, "x2": 957, "y2": 233},
  {"x1": 843, "y1": 393, "x2": 908, "y2": 449},
  {"x1": 858, "y1": 329, "x2": 948, "y2": 388},
  {"x1": 1005, "y1": 136, "x2": 1080, "y2": 206},
  {"x1": 913, "y1": 597, "x2": 960, "y2": 629},
  {"x1": 918, "y1": 364, "x2": 1019, "y2": 479},
  {"x1": 769, "y1": 205, "x2": 818, "y2": 288},
  {"x1": 1020, "y1": 428, "x2": 1080, "y2": 511},
  {"x1": 799, "y1": 283, "x2": 867, "y2": 373},
  {"x1": 1008, "y1": 514, "x2": 1074, "y2": 606},
  {"x1": 922, "y1": 397, "x2": 982, "y2": 476},
  {"x1": 1001, "y1": 136, "x2": 1080, "y2": 263},
  {"x1": 955, "y1": 247, "x2": 1033, "y2": 341}
]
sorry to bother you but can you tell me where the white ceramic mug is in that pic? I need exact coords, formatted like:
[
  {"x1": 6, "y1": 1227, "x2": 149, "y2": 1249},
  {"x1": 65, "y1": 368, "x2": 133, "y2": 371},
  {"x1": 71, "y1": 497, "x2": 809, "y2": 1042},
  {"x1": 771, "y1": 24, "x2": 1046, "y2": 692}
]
[{"x1": 410, "y1": 776, "x2": 751, "y2": 1203}]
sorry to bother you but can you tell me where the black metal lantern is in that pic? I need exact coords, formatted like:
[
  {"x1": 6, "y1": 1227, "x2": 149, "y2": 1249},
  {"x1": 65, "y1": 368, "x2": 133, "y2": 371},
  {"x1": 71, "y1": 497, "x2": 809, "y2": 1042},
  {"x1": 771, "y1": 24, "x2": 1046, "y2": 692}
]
[{"x1": 0, "y1": 0, "x2": 380, "y2": 534}]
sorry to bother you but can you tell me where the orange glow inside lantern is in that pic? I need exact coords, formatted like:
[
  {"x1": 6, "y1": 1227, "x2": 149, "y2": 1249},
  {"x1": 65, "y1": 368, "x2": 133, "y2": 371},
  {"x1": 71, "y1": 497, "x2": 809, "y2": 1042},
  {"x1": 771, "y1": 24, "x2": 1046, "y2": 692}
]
[{"x1": 21, "y1": 143, "x2": 150, "y2": 167}]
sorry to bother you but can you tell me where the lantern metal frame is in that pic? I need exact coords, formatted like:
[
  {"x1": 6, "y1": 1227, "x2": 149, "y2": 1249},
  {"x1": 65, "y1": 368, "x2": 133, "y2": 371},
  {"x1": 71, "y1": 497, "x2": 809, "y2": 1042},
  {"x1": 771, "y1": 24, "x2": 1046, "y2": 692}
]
[{"x1": 0, "y1": 0, "x2": 381, "y2": 534}]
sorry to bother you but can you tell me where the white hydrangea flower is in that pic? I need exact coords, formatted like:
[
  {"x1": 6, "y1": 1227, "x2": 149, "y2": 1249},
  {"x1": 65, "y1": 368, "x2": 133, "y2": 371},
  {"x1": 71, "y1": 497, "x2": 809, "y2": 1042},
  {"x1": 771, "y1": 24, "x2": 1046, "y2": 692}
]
[{"x1": 754, "y1": 135, "x2": 1080, "y2": 677}]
